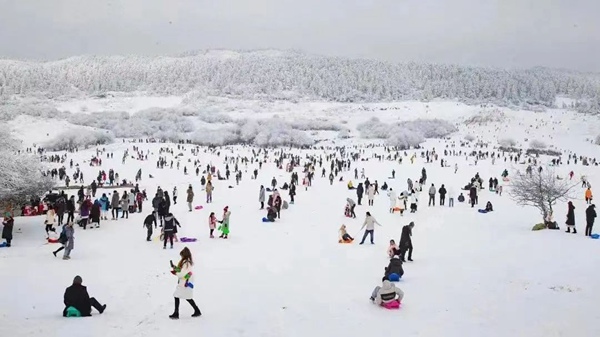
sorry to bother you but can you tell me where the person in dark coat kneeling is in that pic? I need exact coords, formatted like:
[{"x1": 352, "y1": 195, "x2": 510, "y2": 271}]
[
  {"x1": 63, "y1": 275, "x2": 106, "y2": 317},
  {"x1": 383, "y1": 254, "x2": 404, "y2": 281}
]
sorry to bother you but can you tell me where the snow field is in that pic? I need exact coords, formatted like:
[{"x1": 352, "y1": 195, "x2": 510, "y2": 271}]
[{"x1": 1, "y1": 133, "x2": 600, "y2": 337}]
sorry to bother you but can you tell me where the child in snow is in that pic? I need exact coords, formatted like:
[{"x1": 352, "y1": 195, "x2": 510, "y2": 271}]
[
  {"x1": 338, "y1": 225, "x2": 353, "y2": 243},
  {"x1": 208, "y1": 212, "x2": 217, "y2": 238},
  {"x1": 485, "y1": 201, "x2": 494, "y2": 212},
  {"x1": 370, "y1": 280, "x2": 404, "y2": 308},
  {"x1": 387, "y1": 239, "x2": 398, "y2": 258}
]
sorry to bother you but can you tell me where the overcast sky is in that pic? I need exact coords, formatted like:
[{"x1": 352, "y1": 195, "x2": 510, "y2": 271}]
[{"x1": 0, "y1": 0, "x2": 598, "y2": 71}]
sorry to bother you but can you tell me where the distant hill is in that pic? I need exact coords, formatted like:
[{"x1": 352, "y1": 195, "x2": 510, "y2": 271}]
[{"x1": 1, "y1": 49, "x2": 599, "y2": 106}]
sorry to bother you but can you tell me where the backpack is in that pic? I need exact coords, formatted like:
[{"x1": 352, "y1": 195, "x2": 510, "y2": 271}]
[{"x1": 58, "y1": 227, "x2": 68, "y2": 244}]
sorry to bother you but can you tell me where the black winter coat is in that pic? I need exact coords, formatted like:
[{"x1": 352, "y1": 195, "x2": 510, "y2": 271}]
[
  {"x1": 586, "y1": 206, "x2": 596, "y2": 225},
  {"x1": 66, "y1": 200, "x2": 75, "y2": 212},
  {"x1": 143, "y1": 214, "x2": 156, "y2": 227},
  {"x1": 399, "y1": 225, "x2": 412, "y2": 247},
  {"x1": 64, "y1": 284, "x2": 93, "y2": 316},
  {"x1": 356, "y1": 185, "x2": 364, "y2": 197},
  {"x1": 163, "y1": 215, "x2": 179, "y2": 233},
  {"x1": 439, "y1": 187, "x2": 447, "y2": 197},
  {"x1": 384, "y1": 257, "x2": 404, "y2": 279},
  {"x1": 566, "y1": 204, "x2": 576, "y2": 227},
  {"x1": 2, "y1": 218, "x2": 13, "y2": 240}
]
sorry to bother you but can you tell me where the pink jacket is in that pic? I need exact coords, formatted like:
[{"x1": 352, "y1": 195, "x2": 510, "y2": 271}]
[{"x1": 209, "y1": 215, "x2": 217, "y2": 229}]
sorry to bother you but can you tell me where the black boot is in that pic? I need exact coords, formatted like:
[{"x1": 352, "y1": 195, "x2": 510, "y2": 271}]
[
  {"x1": 169, "y1": 313, "x2": 179, "y2": 319},
  {"x1": 566, "y1": 228, "x2": 570, "y2": 233},
  {"x1": 573, "y1": 229, "x2": 577, "y2": 234},
  {"x1": 170, "y1": 298, "x2": 180, "y2": 319},
  {"x1": 189, "y1": 300, "x2": 202, "y2": 317}
]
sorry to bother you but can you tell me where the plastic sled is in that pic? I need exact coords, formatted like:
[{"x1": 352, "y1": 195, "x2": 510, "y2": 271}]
[
  {"x1": 0, "y1": 242, "x2": 7, "y2": 248},
  {"x1": 478, "y1": 209, "x2": 489, "y2": 214},
  {"x1": 591, "y1": 234, "x2": 600, "y2": 239},
  {"x1": 262, "y1": 217, "x2": 273, "y2": 222},
  {"x1": 180, "y1": 237, "x2": 197, "y2": 242},
  {"x1": 65, "y1": 306, "x2": 82, "y2": 317},
  {"x1": 338, "y1": 239, "x2": 353, "y2": 244},
  {"x1": 382, "y1": 300, "x2": 401, "y2": 310},
  {"x1": 388, "y1": 273, "x2": 401, "y2": 282},
  {"x1": 47, "y1": 238, "x2": 59, "y2": 243},
  {"x1": 194, "y1": 205, "x2": 203, "y2": 210}
]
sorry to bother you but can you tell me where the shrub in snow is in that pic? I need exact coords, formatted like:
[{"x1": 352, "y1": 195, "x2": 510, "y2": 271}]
[
  {"x1": 464, "y1": 135, "x2": 476, "y2": 142},
  {"x1": 356, "y1": 117, "x2": 392, "y2": 139},
  {"x1": 386, "y1": 129, "x2": 425, "y2": 149},
  {"x1": 191, "y1": 127, "x2": 240, "y2": 146},
  {"x1": 595, "y1": 134, "x2": 600, "y2": 145},
  {"x1": 464, "y1": 110, "x2": 507, "y2": 125},
  {"x1": 288, "y1": 118, "x2": 342, "y2": 131},
  {"x1": 402, "y1": 119, "x2": 457, "y2": 138},
  {"x1": 337, "y1": 129, "x2": 351, "y2": 139},
  {"x1": 45, "y1": 129, "x2": 115, "y2": 151},
  {"x1": 498, "y1": 137, "x2": 517, "y2": 148},
  {"x1": 529, "y1": 139, "x2": 548, "y2": 149},
  {"x1": 197, "y1": 112, "x2": 234, "y2": 124}
]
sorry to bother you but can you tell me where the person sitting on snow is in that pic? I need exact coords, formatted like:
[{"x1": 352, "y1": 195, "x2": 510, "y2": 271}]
[
  {"x1": 485, "y1": 201, "x2": 494, "y2": 212},
  {"x1": 347, "y1": 181, "x2": 355, "y2": 190},
  {"x1": 266, "y1": 206, "x2": 277, "y2": 222},
  {"x1": 387, "y1": 239, "x2": 398, "y2": 258},
  {"x1": 339, "y1": 225, "x2": 354, "y2": 243},
  {"x1": 457, "y1": 193, "x2": 465, "y2": 203},
  {"x1": 370, "y1": 280, "x2": 404, "y2": 307},
  {"x1": 63, "y1": 275, "x2": 106, "y2": 317},
  {"x1": 382, "y1": 255, "x2": 404, "y2": 281}
]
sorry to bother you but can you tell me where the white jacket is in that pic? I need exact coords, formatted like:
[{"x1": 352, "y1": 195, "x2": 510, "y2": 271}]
[
  {"x1": 388, "y1": 191, "x2": 397, "y2": 208},
  {"x1": 447, "y1": 187, "x2": 455, "y2": 199},
  {"x1": 367, "y1": 185, "x2": 376, "y2": 199},
  {"x1": 361, "y1": 215, "x2": 381, "y2": 230},
  {"x1": 173, "y1": 261, "x2": 195, "y2": 300},
  {"x1": 173, "y1": 188, "x2": 178, "y2": 197},
  {"x1": 410, "y1": 192, "x2": 419, "y2": 204},
  {"x1": 45, "y1": 209, "x2": 56, "y2": 225},
  {"x1": 375, "y1": 280, "x2": 404, "y2": 305}
]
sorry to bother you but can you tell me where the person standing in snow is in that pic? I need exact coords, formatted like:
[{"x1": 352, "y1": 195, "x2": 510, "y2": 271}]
[
  {"x1": 186, "y1": 185, "x2": 194, "y2": 212},
  {"x1": 438, "y1": 184, "x2": 447, "y2": 206},
  {"x1": 120, "y1": 192, "x2": 130, "y2": 219},
  {"x1": 143, "y1": 212, "x2": 157, "y2": 241},
  {"x1": 289, "y1": 183, "x2": 296, "y2": 204},
  {"x1": 89, "y1": 200, "x2": 101, "y2": 228},
  {"x1": 388, "y1": 188, "x2": 397, "y2": 213},
  {"x1": 173, "y1": 187, "x2": 178, "y2": 205},
  {"x1": 208, "y1": 212, "x2": 217, "y2": 238},
  {"x1": 205, "y1": 181, "x2": 213, "y2": 203},
  {"x1": 447, "y1": 186, "x2": 455, "y2": 207},
  {"x1": 409, "y1": 189, "x2": 419, "y2": 213},
  {"x1": 356, "y1": 183, "x2": 364, "y2": 205},
  {"x1": 45, "y1": 205, "x2": 57, "y2": 237},
  {"x1": 111, "y1": 191, "x2": 120, "y2": 220},
  {"x1": 218, "y1": 206, "x2": 231, "y2": 239},
  {"x1": 399, "y1": 222, "x2": 414, "y2": 262},
  {"x1": 169, "y1": 247, "x2": 201, "y2": 319},
  {"x1": 163, "y1": 213, "x2": 181, "y2": 249},
  {"x1": 428, "y1": 184, "x2": 436, "y2": 206},
  {"x1": 62, "y1": 222, "x2": 75, "y2": 260},
  {"x1": 566, "y1": 201, "x2": 576, "y2": 234},
  {"x1": 66, "y1": 196, "x2": 76, "y2": 224},
  {"x1": 585, "y1": 204, "x2": 596, "y2": 236},
  {"x1": 367, "y1": 184, "x2": 376, "y2": 206},
  {"x1": 346, "y1": 198, "x2": 357, "y2": 218},
  {"x1": 2, "y1": 213, "x2": 14, "y2": 247},
  {"x1": 99, "y1": 193, "x2": 110, "y2": 220},
  {"x1": 259, "y1": 185, "x2": 266, "y2": 209},
  {"x1": 359, "y1": 211, "x2": 381, "y2": 245}
]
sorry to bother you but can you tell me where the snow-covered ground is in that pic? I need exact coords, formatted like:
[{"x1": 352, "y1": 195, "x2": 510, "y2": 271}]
[{"x1": 1, "y1": 97, "x2": 600, "y2": 337}]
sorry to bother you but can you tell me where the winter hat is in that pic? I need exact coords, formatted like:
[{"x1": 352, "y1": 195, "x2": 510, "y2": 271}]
[
  {"x1": 73, "y1": 276, "x2": 83, "y2": 284},
  {"x1": 224, "y1": 206, "x2": 229, "y2": 211}
]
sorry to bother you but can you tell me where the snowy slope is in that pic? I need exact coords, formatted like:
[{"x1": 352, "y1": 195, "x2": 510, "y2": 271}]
[{"x1": 1, "y1": 99, "x2": 600, "y2": 337}]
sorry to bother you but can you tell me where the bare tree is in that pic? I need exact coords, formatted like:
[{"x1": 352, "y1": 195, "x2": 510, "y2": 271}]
[{"x1": 509, "y1": 169, "x2": 577, "y2": 222}]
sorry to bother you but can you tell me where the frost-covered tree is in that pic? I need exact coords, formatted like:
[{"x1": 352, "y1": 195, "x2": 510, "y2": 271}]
[
  {"x1": 595, "y1": 134, "x2": 600, "y2": 145},
  {"x1": 498, "y1": 137, "x2": 518, "y2": 148},
  {"x1": 529, "y1": 139, "x2": 548, "y2": 149},
  {"x1": 0, "y1": 135, "x2": 54, "y2": 206},
  {"x1": 509, "y1": 170, "x2": 577, "y2": 222},
  {"x1": 45, "y1": 129, "x2": 115, "y2": 151}
]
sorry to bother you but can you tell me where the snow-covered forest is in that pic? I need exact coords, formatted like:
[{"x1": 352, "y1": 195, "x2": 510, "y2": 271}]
[{"x1": 1, "y1": 50, "x2": 599, "y2": 107}]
